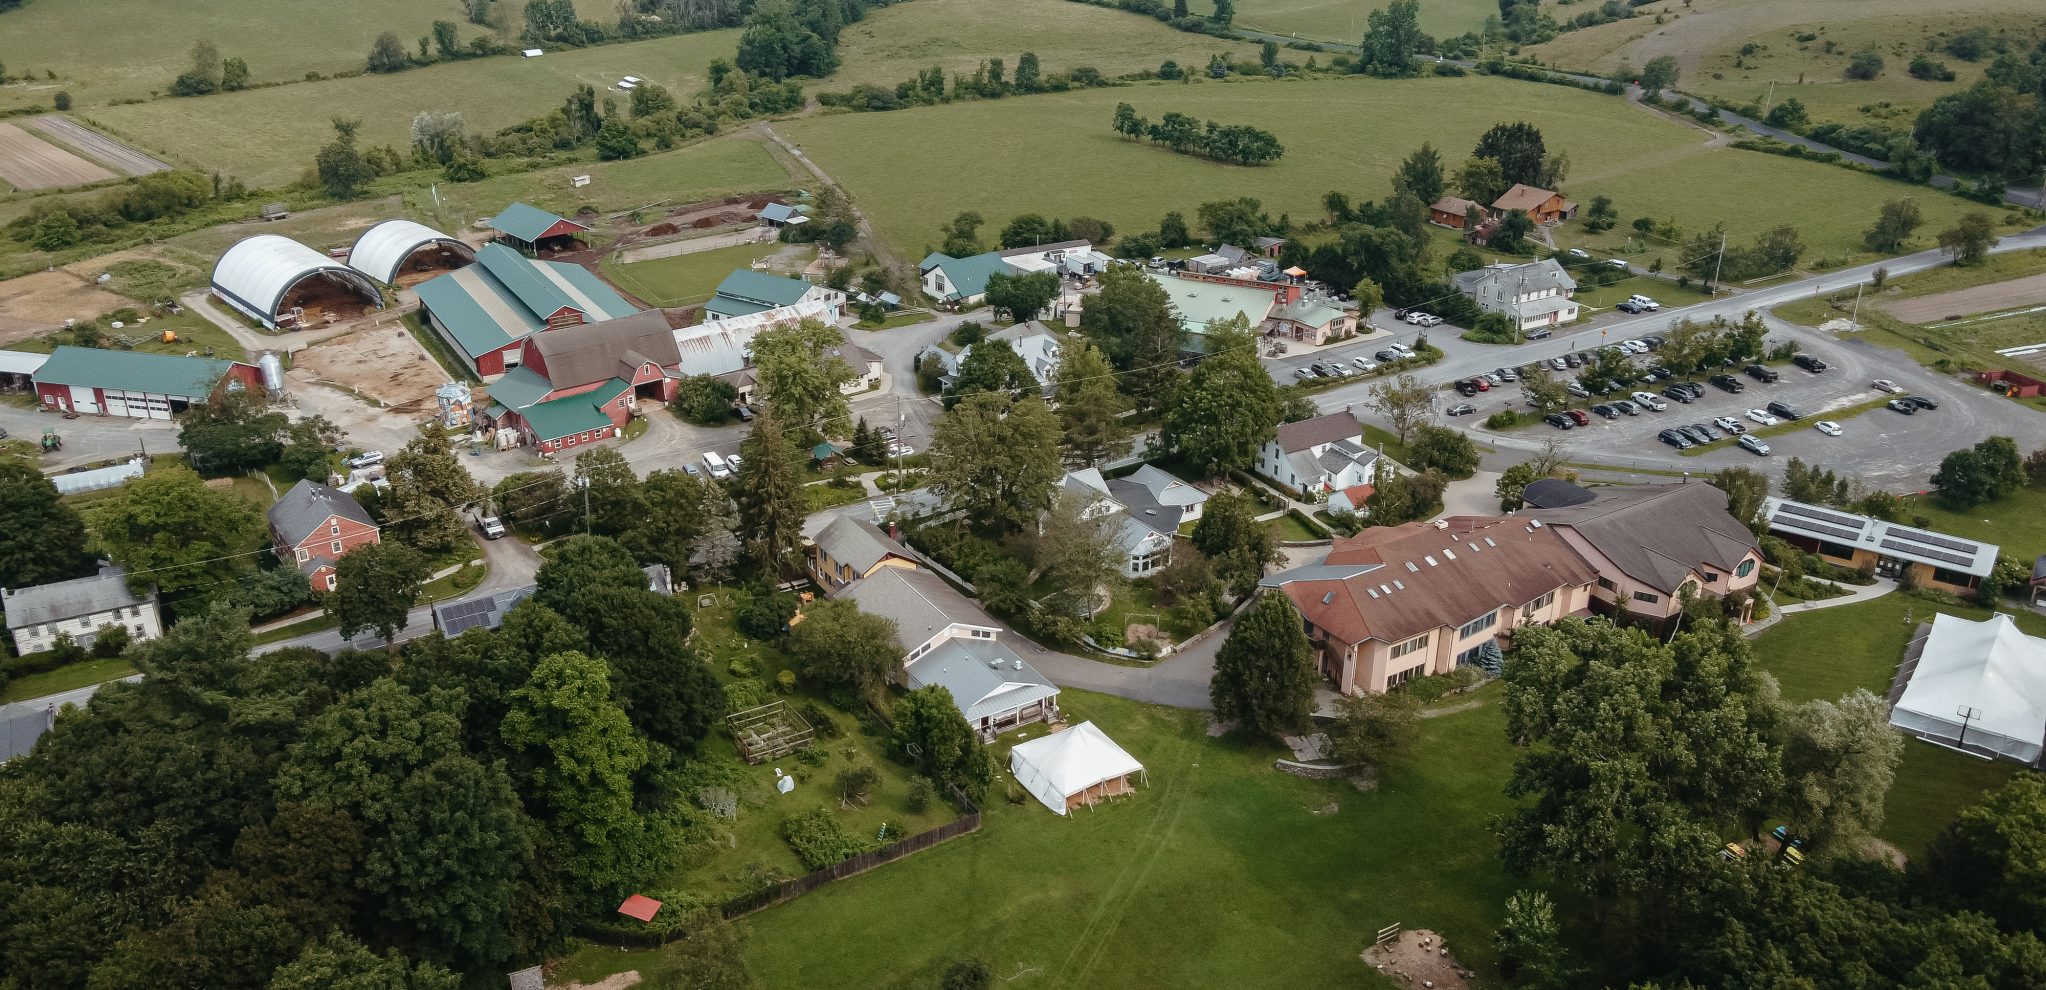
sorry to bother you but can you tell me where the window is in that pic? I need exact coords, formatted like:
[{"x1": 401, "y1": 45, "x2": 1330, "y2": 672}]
[
  {"x1": 1389, "y1": 633, "x2": 1430, "y2": 660},
  {"x1": 1455, "y1": 643, "x2": 1491, "y2": 666},
  {"x1": 1704, "y1": 571, "x2": 1721, "y2": 583},
  {"x1": 1521, "y1": 590, "x2": 1556, "y2": 617},
  {"x1": 1387, "y1": 663, "x2": 1426, "y2": 689},
  {"x1": 1596, "y1": 577, "x2": 1617, "y2": 593},
  {"x1": 296, "y1": 548, "x2": 309, "y2": 562},
  {"x1": 330, "y1": 522, "x2": 340, "y2": 536},
  {"x1": 325, "y1": 575, "x2": 337, "y2": 592},
  {"x1": 1458, "y1": 611, "x2": 1497, "y2": 639},
  {"x1": 1632, "y1": 590, "x2": 1661, "y2": 604},
  {"x1": 1735, "y1": 559, "x2": 1756, "y2": 578},
  {"x1": 331, "y1": 540, "x2": 344, "y2": 555},
  {"x1": 1931, "y1": 566, "x2": 1977, "y2": 587}
]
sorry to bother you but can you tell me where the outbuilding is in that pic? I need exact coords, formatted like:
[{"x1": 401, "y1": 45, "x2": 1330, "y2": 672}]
[
  {"x1": 33, "y1": 346, "x2": 261, "y2": 418},
  {"x1": 1892, "y1": 612, "x2": 2046, "y2": 764},
  {"x1": 212, "y1": 234, "x2": 383, "y2": 329},
  {"x1": 487, "y1": 202, "x2": 590, "y2": 254},
  {"x1": 1008, "y1": 721, "x2": 1145, "y2": 815},
  {"x1": 347, "y1": 219, "x2": 477, "y2": 286}
]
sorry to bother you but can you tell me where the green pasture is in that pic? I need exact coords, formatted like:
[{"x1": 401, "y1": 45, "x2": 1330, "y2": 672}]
[
  {"x1": 826, "y1": 0, "x2": 1257, "y2": 91},
  {"x1": 779, "y1": 75, "x2": 1991, "y2": 266},
  {"x1": 601, "y1": 241, "x2": 811, "y2": 308},
  {"x1": 1232, "y1": 0, "x2": 1493, "y2": 43},
  {"x1": 82, "y1": 30, "x2": 740, "y2": 187}
]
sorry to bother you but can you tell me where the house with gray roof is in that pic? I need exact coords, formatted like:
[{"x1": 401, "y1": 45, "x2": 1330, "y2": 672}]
[
  {"x1": 807, "y1": 516, "x2": 919, "y2": 591},
  {"x1": 268, "y1": 479, "x2": 380, "y2": 592},
  {"x1": 923, "y1": 321, "x2": 1063, "y2": 396},
  {"x1": 1256, "y1": 411, "x2": 1379, "y2": 497},
  {"x1": 1539, "y1": 482, "x2": 1764, "y2": 624},
  {"x1": 2, "y1": 565, "x2": 161, "y2": 655},
  {"x1": 1451, "y1": 259, "x2": 1579, "y2": 333},
  {"x1": 1057, "y1": 466, "x2": 1206, "y2": 579},
  {"x1": 830, "y1": 566, "x2": 1060, "y2": 734}
]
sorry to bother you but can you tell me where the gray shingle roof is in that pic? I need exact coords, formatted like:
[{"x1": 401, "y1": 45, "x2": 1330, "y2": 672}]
[
  {"x1": 1535, "y1": 483, "x2": 1759, "y2": 594},
  {"x1": 1273, "y1": 411, "x2": 1362, "y2": 453},
  {"x1": 526, "y1": 310, "x2": 679, "y2": 390},
  {"x1": 267, "y1": 479, "x2": 377, "y2": 548},
  {"x1": 3, "y1": 566, "x2": 152, "y2": 629},
  {"x1": 832, "y1": 567, "x2": 994, "y2": 650},
  {"x1": 814, "y1": 516, "x2": 911, "y2": 576}
]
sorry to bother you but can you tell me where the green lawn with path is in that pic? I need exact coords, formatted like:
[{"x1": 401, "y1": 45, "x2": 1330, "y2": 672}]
[{"x1": 601, "y1": 242, "x2": 813, "y2": 308}]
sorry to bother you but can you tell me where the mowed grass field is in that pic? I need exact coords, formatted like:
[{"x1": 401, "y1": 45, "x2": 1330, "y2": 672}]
[
  {"x1": 780, "y1": 75, "x2": 1990, "y2": 265},
  {"x1": 826, "y1": 0, "x2": 1258, "y2": 91},
  {"x1": 1233, "y1": 0, "x2": 1492, "y2": 43},
  {"x1": 557, "y1": 689, "x2": 1524, "y2": 990},
  {"x1": 0, "y1": 0, "x2": 625, "y2": 111},
  {"x1": 602, "y1": 241, "x2": 816, "y2": 306},
  {"x1": 82, "y1": 30, "x2": 741, "y2": 187}
]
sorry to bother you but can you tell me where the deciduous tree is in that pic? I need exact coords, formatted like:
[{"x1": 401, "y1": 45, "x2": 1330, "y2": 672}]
[
  {"x1": 1777, "y1": 689, "x2": 1902, "y2": 849},
  {"x1": 751, "y1": 319, "x2": 854, "y2": 439},
  {"x1": 944, "y1": 337, "x2": 1040, "y2": 408},
  {"x1": 892, "y1": 685, "x2": 994, "y2": 798},
  {"x1": 927, "y1": 392, "x2": 1063, "y2": 529},
  {"x1": 0, "y1": 460, "x2": 90, "y2": 589},
  {"x1": 332, "y1": 541, "x2": 430, "y2": 643},
  {"x1": 1161, "y1": 320, "x2": 1279, "y2": 476},
  {"x1": 1368, "y1": 373, "x2": 1430, "y2": 443},
  {"x1": 1079, "y1": 265, "x2": 1182, "y2": 410},
  {"x1": 1191, "y1": 489, "x2": 1279, "y2": 597},
  {"x1": 1323, "y1": 691, "x2": 1418, "y2": 767},
  {"x1": 94, "y1": 464, "x2": 265, "y2": 601},
  {"x1": 787, "y1": 599, "x2": 901, "y2": 694},
  {"x1": 1937, "y1": 211, "x2": 1998, "y2": 266}
]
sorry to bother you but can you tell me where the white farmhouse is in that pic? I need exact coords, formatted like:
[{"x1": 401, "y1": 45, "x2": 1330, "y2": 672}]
[
  {"x1": 1450, "y1": 259, "x2": 1579, "y2": 333},
  {"x1": 1257, "y1": 411, "x2": 1379, "y2": 497}
]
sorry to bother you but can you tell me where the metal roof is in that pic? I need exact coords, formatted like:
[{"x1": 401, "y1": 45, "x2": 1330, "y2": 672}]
[
  {"x1": 33, "y1": 346, "x2": 244, "y2": 397},
  {"x1": 710, "y1": 269, "x2": 815, "y2": 311},
  {"x1": 211, "y1": 234, "x2": 381, "y2": 327},
  {"x1": 488, "y1": 202, "x2": 587, "y2": 243},
  {"x1": 485, "y1": 365, "x2": 554, "y2": 411},
  {"x1": 2, "y1": 566, "x2": 152, "y2": 629},
  {"x1": 517, "y1": 380, "x2": 626, "y2": 441},
  {"x1": 347, "y1": 219, "x2": 474, "y2": 285},
  {"x1": 415, "y1": 244, "x2": 636, "y2": 362},
  {"x1": 1761, "y1": 496, "x2": 1998, "y2": 577},
  {"x1": 1150, "y1": 272, "x2": 1274, "y2": 334},
  {"x1": 832, "y1": 567, "x2": 996, "y2": 650},
  {"x1": 919, "y1": 251, "x2": 1012, "y2": 302},
  {"x1": 0, "y1": 350, "x2": 48, "y2": 376},
  {"x1": 906, "y1": 636, "x2": 1059, "y2": 724}
]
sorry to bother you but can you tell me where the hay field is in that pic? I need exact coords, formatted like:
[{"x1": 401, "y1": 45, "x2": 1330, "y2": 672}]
[
  {"x1": 81, "y1": 30, "x2": 740, "y2": 188},
  {"x1": 779, "y1": 74, "x2": 1988, "y2": 264},
  {"x1": 0, "y1": 121, "x2": 115, "y2": 190},
  {"x1": 1232, "y1": 0, "x2": 1494, "y2": 44},
  {"x1": 0, "y1": 0, "x2": 626, "y2": 111},
  {"x1": 827, "y1": 0, "x2": 1256, "y2": 90}
]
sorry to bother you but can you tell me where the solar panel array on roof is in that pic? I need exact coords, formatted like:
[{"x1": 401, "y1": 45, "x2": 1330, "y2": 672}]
[
  {"x1": 1774, "y1": 502, "x2": 1865, "y2": 542},
  {"x1": 436, "y1": 595, "x2": 504, "y2": 635},
  {"x1": 1879, "y1": 539, "x2": 1977, "y2": 569},
  {"x1": 1777, "y1": 502, "x2": 1866, "y2": 530},
  {"x1": 1889, "y1": 529, "x2": 1979, "y2": 554}
]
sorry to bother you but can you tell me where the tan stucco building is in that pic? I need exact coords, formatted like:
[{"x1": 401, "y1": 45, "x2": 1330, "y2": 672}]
[{"x1": 1525, "y1": 481, "x2": 1764, "y2": 623}]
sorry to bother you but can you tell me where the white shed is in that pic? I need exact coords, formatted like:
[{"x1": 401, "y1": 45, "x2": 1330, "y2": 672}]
[
  {"x1": 1892, "y1": 612, "x2": 2046, "y2": 764},
  {"x1": 1008, "y1": 721, "x2": 1144, "y2": 815}
]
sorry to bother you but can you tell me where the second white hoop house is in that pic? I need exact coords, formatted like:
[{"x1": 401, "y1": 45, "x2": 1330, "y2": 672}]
[
  {"x1": 347, "y1": 219, "x2": 476, "y2": 286},
  {"x1": 212, "y1": 234, "x2": 382, "y2": 329}
]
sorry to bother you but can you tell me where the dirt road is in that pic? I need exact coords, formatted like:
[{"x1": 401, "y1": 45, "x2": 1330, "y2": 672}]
[{"x1": 617, "y1": 226, "x2": 777, "y2": 264}]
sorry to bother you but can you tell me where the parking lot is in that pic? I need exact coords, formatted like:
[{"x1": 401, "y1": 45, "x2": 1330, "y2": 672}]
[{"x1": 1491, "y1": 362, "x2": 1892, "y2": 454}]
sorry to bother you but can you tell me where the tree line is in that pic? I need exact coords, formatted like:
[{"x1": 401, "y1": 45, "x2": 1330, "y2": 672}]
[
  {"x1": 1111, "y1": 103, "x2": 1285, "y2": 166},
  {"x1": 820, "y1": 52, "x2": 1119, "y2": 112}
]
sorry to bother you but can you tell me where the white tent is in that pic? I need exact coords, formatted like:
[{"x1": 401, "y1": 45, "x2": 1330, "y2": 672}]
[
  {"x1": 1008, "y1": 721, "x2": 1144, "y2": 815},
  {"x1": 1891, "y1": 612, "x2": 2046, "y2": 764}
]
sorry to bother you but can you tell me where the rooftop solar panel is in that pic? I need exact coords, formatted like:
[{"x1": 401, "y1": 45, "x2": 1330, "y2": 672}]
[
  {"x1": 1778, "y1": 518, "x2": 1863, "y2": 542},
  {"x1": 1878, "y1": 539, "x2": 1976, "y2": 568},
  {"x1": 1777, "y1": 502, "x2": 1867, "y2": 531},
  {"x1": 1884, "y1": 528, "x2": 1979, "y2": 554}
]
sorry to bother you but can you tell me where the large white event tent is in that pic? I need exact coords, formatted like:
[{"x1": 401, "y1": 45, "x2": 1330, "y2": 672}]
[
  {"x1": 1891, "y1": 612, "x2": 2046, "y2": 764},
  {"x1": 1007, "y1": 721, "x2": 1145, "y2": 815}
]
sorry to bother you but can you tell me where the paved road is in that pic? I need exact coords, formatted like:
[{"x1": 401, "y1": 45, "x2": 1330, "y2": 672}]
[{"x1": 0, "y1": 405, "x2": 176, "y2": 471}]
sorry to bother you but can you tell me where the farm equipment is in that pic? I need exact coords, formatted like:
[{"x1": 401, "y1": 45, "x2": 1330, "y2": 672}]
[
  {"x1": 161, "y1": 329, "x2": 179, "y2": 344},
  {"x1": 40, "y1": 428, "x2": 60, "y2": 452}
]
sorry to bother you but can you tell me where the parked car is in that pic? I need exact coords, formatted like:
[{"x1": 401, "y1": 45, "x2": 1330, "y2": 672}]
[
  {"x1": 1446, "y1": 403, "x2": 1477, "y2": 416},
  {"x1": 1293, "y1": 368, "x2": 1317, "y2": 380},
  {"x1": 1907, "y1": 395, "x2": 1939, "y2": 410},
  {"x1": 1405, "y1": 312, "x2": 1442, "y2": 327},
  {"x1": 1887, "y1": 398, "x2": 1918, "y2": 414},
  {"x1": 1627, "y1": 295, "x2": 1660, "y2": 311},
  {"x1": 1649, "y1": 366, "x2": 1674, "y2": 378},
  {"x1": 1607, "y1": 258, "x2": 1629, "y2": 270},
  {"x1": 1563, "y1": 353, "x2": 1583, "y2": 368},
  {"x1": 1676, "y1": 425, "x2": 1709, "y2": 445},
  {"x1": 1545, "y1": 413, "x2": 1575, "y2": 430},
  {"x1": 1353, "y1": 360, "x2": 1379, "y2": 374},
  {"x1": 1661, "y1": 385, "x2": 1694, "y2": 404},
  {"x1": 1710, "y1": 374, "x2": 1746, "y2": 393},
  {"x1": 1617, "y1": 300, "x2": 1645, "y2": 314},
  {"x1": 1567, "y1": 247, "x2": 1591, "y2": 258},
  {"x1": 1746, "y1": 408, "x2": 1779, "y2": 426},
  {"x1": 1566, "y1": 382, "x2": 1590, "y2": 397},
  {"x1": 1766, "y1": 400, "x2": 1802, "y2": 420},
  {"x1": 1568, "y1": 409, "x2": 1591, "y2": 426},
  {"x1": 1713, "y1": 416, "x2": 1747, "y2": 434},
  {"x1": 1456, "y1": 381, "x2": 1480, "y2": 397},
  {"x1": 1872, "y1": 378, "x2": 1903, "y2": 393},
  {"x1": 1328, "y1": 360, "x2": 1352, "y2": 375},
  {"x1": 478, "y1": 515, "x2": 506, "y2": 540},
  {"x1": 1814, "y1": 420, "x2": 1843, "y2": 436},
  {"x1": 1526, "y1": 327, "x2": 1553, "y2": 340},
  {"x1": 346, "y1": 450, "x2": 385, "y2": 469},
  {"x1": 1613, "y1": 400, "x2": 1640, "y2": 415},
  {"x1": 1631, "y1": 390, "x2": 1668, "y2": 411},
  {"x1": 1658, "y1": 429, "x2": 1693, "y2": 449},
  {"x1": 1745, "y1": 364, "x2": 1780, "y2": 383},
  {"x1": 1623, "y1": 339, "x2": 1649, "y2": 352},
  {"x1": 1792, "y1": 353, "x2": 1828, "y2": 373},
  {"x1": 1549, "y1": 356, "x2": 1570, "y2": 370},
  {"x1": 1376, "y1": 348, "x2": 1404, "y2": 362},
  {"x1": 683, "y1": 463, "x2": 703, "y2": 478},
  {"x1": 1388, "y1": 342, "x2": 1416, "y2": 357},
  {"x1": 727, "y1": 454, "x2": 743, "y2": 472},
  {"x1": 1592, "y1": 403, "x2": 1617, "y2": 419},
  {"x1": 1690, "y1": 422, "x2": 1720, "y2": 441},
  {"x1": 1642, "y1": 335, "x2": 1666, "y2": 349},
  {"x1": 1494, "y1": 367, "x2": 1520, "y2": 382},
  {"x1": 1738, "y1": 434, "x2": 1772, "y2": 456}
]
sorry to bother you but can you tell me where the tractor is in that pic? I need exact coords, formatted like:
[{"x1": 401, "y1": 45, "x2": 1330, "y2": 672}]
[{"x1": 40, "y1": 428, "x2": 60, "y2": 453}]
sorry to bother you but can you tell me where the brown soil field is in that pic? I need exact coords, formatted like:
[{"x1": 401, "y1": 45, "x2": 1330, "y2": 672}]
[
  {"x1": 1884, "y1": 272, "x2": 2046, "y2": 324},
  {"x1": 0, "y1": 270, "x2": 131, "y2": 344},
  {"x1": 291, "y1": 322, "x2": 450, "y2": 412},
  {"x1": 0, "y1": 121, "x2": 116, "y2": 189}
]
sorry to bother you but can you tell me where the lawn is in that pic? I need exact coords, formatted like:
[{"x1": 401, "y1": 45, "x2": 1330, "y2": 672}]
[
  {"x1": 0, "y1": 0, "x2": 632, "y2": 111},
  {"x1": 601, "y1": 242, "x2": 814, "y2": 308},
  {"x1": 1899, "y1": 485, "x2": 2046, "y2": 564},
  {"x1": 779, "y1": 74, "x2": 1990, "y2": 270},
  {"x1": 824, "y1": 0, "x2": 1260, "y2": 92},
  {"x1": 1747, "y1": 592, "x2": 2032, "y2": 857},
  {"x1": 250, "y1": 611, "x2": 340, "y2": 647},
  {"x1": 557, "y1": 689, "x2": 1522, "y2": 989},
  {"x1": 83, "y1": 30, "x2": 742, "y2": 186},
  {"x1": 0, "y1": 657, "x2": 136, "y2": 704},
  {"x1": 1232, "y1": 0, "x2": 1494, "y2": 42},
  {"x1": 1091, "y1": 576, "x2": 1206, "y2": 644},
  {"x1": 1265, "y1": 511, "x2": 1322, "y2": 542}
]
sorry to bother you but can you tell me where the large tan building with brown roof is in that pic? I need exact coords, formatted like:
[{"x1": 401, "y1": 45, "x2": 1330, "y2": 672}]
[{"x1": 1262, "y1": 516, "x2": 1600, "y2": 694}]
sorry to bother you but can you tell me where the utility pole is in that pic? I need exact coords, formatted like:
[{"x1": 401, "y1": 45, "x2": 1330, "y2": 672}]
[
  {"x1": 1514, "y1": 272, "x2": 1527, "y2": 345},
  {"x1": 1708, "y1": 228, "x2": 1728, "y2": 296},
  {"x1": 1761, "y1": 81, "x2": 1775, "y2": 120},
  {"x1": 1849, "y1": 283, "x2": 1864, "y2": 332},
  {"x1": 577, "y1": 474, "x2": 591, "y2": 534}
]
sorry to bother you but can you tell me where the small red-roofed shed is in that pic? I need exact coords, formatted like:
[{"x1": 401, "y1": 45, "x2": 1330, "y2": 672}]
[{"x1": 617, "y1": 894, "x2": 663, "y2": 922}]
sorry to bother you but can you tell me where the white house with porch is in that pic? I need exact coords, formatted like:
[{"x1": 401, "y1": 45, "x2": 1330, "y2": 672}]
[{"x1": 1256, "y1": 411, "x2": 1380, "y2": 497}]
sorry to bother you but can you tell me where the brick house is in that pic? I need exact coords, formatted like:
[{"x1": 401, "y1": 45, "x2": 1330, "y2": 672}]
[{"x1": 267, "y1": 480, "x2": 380, "y2": 592}]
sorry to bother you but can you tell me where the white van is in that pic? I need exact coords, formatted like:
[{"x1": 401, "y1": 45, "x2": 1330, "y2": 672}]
[{"x1": 703, "y1": 451, "x2": 730, "y2": 479}]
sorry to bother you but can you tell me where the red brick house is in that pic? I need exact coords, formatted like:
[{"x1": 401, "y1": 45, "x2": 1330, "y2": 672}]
[
  {"x1": 267, "y1": 480, "x2": 380, "y2": 592},
  {"x1": 1491, "y1": 184, "x2": 1579, "y2": 225}
]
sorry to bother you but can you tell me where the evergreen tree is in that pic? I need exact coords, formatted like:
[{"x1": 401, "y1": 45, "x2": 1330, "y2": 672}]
[
  {"x1": 736, "y1": 410, "x2": 807, "y2": 575},
  {"x1": 1210, "y1": 592, "x2": 1316, "y2": 737}
]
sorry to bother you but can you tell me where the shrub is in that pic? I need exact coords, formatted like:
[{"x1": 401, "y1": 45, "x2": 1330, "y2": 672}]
[
  {"x1": 780, "y1": 806, "x2": 869, "y2": 871},
  {"x1": 775, "y1": 669, "x2": 797, "y2": 693},
  {"x1": 736, "y1": 586, "x2": 797, "y2": 639},
  {"x1": 727, "y1": 656, "x2": 759, "y2": 678},
  {"x1": 798, "y1": 701, "x2": 843, "y2": 739},
  {"x1": 906, "y1": 775, "x2": 935, "y2": 812},
  {"x1": 942, "y1": 959, "x2": 993, "y2": 990},
  {"x1": 1484, "y1": 410, "x2": 1528, "y2": 429},
  {"x1": 723, "y1": 678, "x2": 769, "y2": 712},
  {"x1": 835, "y1": 763, "x2": 878, "y2": 802}
]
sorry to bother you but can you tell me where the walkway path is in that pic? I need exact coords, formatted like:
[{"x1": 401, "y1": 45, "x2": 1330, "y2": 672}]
[{"x1": 1743, "y1": 577, "x2": 1898, "y2": 638}]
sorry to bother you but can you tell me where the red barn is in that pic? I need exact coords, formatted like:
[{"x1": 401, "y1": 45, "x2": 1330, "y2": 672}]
[
  {"x1": 266, "y1": 480, "x2": 381, "y2": 592},
  {"x1": 479, "y1": 310, "x2": 680, "y2": 452},
  {"x1": 32, "y1": 346, "x2": 263, "y2": 419}
]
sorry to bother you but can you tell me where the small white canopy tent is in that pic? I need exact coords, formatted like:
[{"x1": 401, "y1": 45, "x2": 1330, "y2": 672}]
[
  {"x1": 1008, "y1": 721, "x2": 1145, "y2": 815},
  {"x1": 1891, "y1": 612, "x2": 2046, "y2": 764}
]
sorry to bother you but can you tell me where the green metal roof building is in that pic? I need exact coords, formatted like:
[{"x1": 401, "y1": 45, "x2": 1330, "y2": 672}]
[
  {"x1": 517, "y1": 379, "x2": 632, "y2": 451},
  {"x1": 487, "y1": 202, "x2": 590, "y2": 249},
  {"x1": 32, "y1": 346, "x2": 261, "y2": 418},
  {"x1": 705, "y1": 269, "x2": 828, "y2": 319},
  {"x1": 414, "y1": 243, "x2": 639, "y2": 377},
  {"x1": 918, "y1": 251, "x2": 1013, "y2": 304}
]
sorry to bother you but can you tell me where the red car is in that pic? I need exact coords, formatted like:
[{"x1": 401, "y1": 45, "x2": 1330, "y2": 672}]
[
  {"x1": 1469, "y1": 377, "x2": 1491, "y2": 392},
  {"x1": 1567, "y1": 409, "x2": 1590, "y2": 427}
]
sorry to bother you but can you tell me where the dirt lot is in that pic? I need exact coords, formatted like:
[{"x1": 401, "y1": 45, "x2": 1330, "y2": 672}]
[
  {"x1": 0, "y1": 269, "x2": 132, "y2": 344},
  {"x1": 1361, "y1": 928, "x2": 1474, "y2": 990},
  {"x1": 1884, "y1": 272, "x2": 2046, "y2": 324},
  {"x1": 290, "y1": 322, "x2": 450, "y2": 413},
  {"x1": 0, "y1": 120, "x2": 116, "y2": 189}
]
